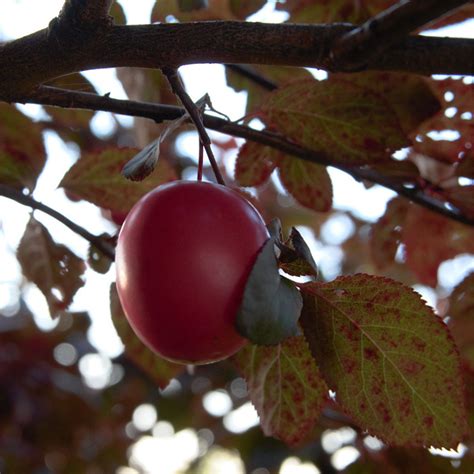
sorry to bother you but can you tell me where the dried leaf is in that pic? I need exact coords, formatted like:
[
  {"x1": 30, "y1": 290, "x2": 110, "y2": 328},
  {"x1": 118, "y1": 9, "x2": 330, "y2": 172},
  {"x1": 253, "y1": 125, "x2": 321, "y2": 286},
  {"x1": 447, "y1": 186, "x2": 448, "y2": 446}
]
[
  {"x1": 234, "y1": 141, "x2": 278, "y2": 187},
  {"x1": 0, "y1": 104, "x2": 46, "y2": 190},
  {"x1": 232, "y1": 336, "x2": 328, "y2": 446},
  {"x1": 300, "y1": 274, "x2": 468, "y2": 448},
  {"x1": 110, "y1": 284, "x2": 184, "y2": 389},
  {"x1": 17, "y1": 217, "x2": 86, "y2": 316},
  {"x1": 60, "y1": 147, "x2": 177, "y2": 214},
  {"x1": 260, "y1": 77, "x2": 406, "y2": 165},
  {"x1": 279, "y1": 227, "x2": 318, "y2": 277},
  {"x1": 370, "y1": 198, "x2": 409, "y2": 269},
  {"x1": 278, "y1": 156, "x2": 333, "y2": 212}
]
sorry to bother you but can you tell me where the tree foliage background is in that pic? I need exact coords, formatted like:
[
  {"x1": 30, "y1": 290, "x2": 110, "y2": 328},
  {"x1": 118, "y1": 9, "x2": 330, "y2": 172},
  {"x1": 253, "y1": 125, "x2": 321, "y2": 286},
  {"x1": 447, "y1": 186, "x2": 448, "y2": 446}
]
[{"x1": 0, "y1": 0, "x2": 473, "y2": 472}]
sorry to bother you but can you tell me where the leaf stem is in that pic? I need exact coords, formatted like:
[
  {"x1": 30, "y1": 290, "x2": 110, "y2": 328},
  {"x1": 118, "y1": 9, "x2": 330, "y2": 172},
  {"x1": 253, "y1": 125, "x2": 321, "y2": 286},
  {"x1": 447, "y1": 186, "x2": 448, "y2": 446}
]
[
  {"x1": 0, "y1": 184, "x2": 115, "y2": 260},
  {"x1": 162, "y1": 67, "x2": 226, "y2": 186}
]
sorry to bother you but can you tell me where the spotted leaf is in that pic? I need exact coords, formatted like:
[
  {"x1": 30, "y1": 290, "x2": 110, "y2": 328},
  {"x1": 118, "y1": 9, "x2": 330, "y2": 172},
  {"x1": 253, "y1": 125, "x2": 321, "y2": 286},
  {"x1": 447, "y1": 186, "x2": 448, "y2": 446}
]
[
  {"x1": 234, "y1": 141, "x2": 278, "y2": 187},
  {"x1": 300, "y1": 274, "x2": 467, "y2": 448},
  {"x1": 260, "y1": 77, "x2": 406, "y2": 165},
  {"x1": 60, "y1": 147, "x2": 177, "y2": 215},
  {"x1": 277, "y1": 156, "x2": 332, "y2": 212},
  {"x1": 232, "y1": 337, "x2": 328, "y2": 446}
]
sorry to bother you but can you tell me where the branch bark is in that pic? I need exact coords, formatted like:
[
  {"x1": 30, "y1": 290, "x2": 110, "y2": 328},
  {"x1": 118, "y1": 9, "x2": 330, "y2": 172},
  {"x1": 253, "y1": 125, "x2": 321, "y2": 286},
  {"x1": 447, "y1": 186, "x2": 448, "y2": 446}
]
[
  {"x1": 0, "y1": 184, "x2": 115, "y2": 260},
  {"x1": 55, "y1": 0, "x2": 114, "y2": 29},
  {"x1": 0, "y1": 22, "x2": 473, "y2": 99},
  {"x1": 16, "y1": 85, "x2": 474, "y2": 227},
  {"x1": 330, "y1": 0, "x2": 472, "y2": 70}
]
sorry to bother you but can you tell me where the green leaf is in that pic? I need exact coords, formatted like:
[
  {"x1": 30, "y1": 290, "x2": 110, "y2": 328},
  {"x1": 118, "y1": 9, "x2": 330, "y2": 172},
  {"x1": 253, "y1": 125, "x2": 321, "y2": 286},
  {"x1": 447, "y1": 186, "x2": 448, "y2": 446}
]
[
  {"x1": 232, "y1": 336, "x2": 328, "y2": 446},
  {"x1": 236, "y1": 238, "x2": 302, "y2": 345},
  {"x1": 300, "y1": 274, "x2": 468, "y2": 448},
  {"x1": 345, "y1": 72, "x2": 440, "y2": 135},
  {"x1": 234, "y1": 141, "x2": 278, "y2": 187},
  {"x1": 260, "y1": 77, "x2": 406, "y2": 165},
  {"x1": 110, "y1": 284, "x2": 184, "y2": 389},
  {"x1": 59, "y1": 147, "x2": 177, "y2": 214},
  {"x1": 0, "y1": 104, "x2": 46, "y2": 190},
  {"x1": 277, "y1": 156, "x2": 333, "y2": 212},
  {"x1": 17, "y1": 217, "x2": 86, "y2": 316},
  {"x1": 370, "y1": 197, "x2": 409, "y2": 269}
]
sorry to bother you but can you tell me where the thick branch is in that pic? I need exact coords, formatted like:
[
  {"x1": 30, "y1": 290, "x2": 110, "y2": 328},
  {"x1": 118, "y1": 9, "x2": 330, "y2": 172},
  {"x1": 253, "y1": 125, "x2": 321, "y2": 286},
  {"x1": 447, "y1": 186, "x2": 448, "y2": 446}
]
[
  {"x1": 1, "y1": 22, "x2": 473, "y2": 99},
  {"x1": 331, "y1": 0, "x2": 472, "y2": 70},
  {"x1": 0, "y1": 184, "x2": 115, "y2": 260},
  {"x1": 56, "y1": 0, "x2": 114, "y2": 29},
  {"x1": 17, "y1": 86, "x2": 474, "y2": 227}
]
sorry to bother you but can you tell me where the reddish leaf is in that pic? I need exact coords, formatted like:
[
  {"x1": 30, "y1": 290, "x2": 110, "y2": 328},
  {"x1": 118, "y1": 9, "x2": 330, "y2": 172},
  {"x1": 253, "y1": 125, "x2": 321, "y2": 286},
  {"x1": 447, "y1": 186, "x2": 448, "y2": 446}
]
[
  {"x1": 110, "y1": 284, "x2": 184, "y2": 389},
  {"x1": 403, "y1": 207, "x2": 474, "y2": 287},
  {"x1": 300, "y1": 274, "x2": 467, "y2": 448},
  {"x1": 229, "y1": 0, "x2": 266, "y2": 19},
  {"x1": 414, "y1": 78, "x2": 474, "y2": 163},
  {"x1": 260, "y1": 77, "x2": 407, "y2": 165},
  {"x1": 60, "y1": 147, "x2": 177, "y2": 214},
  {"x1": 17, "y1": 217, "x2": 86, "y2": 316},
  {"x1": 370, "y1": 198, "x2": 409, "y2": 269},
  {"x1": 456, "y1": 151, "x2": 474, "y2": 179},
  {"x1": 0, "y1": 104, "x2": 46, "y2": 190},
  {"x1": 442, "y1": 185, "x2": 474, "y2": 220},
  {"x1": 428, "y1": 3, "x2": 474, "y2": 29},
  {"x1": 110, "y1": 1, "x2": 126, "y2": 24},
  {"x1": 234, "y1": 141, "x2": 278, "y2": 187},
  {"x1": 449, "y1": 273, "x2": 474, "y2": 369},
  {"x1": 232, "y1": 337, "x2": 328, "y2": 446},
  {"x1": 278, "y1": 156, "x2": 333, "y2": 212}
]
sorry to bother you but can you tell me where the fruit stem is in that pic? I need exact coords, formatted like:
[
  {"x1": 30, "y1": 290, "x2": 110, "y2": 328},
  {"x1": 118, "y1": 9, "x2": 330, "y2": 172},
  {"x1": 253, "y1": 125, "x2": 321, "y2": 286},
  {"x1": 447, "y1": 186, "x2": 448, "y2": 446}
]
[
  {"x1": 162, "y1": 67, "x2": 226, "y2": 186},
  {"x1": 197, "y1": 141, "x2": 204, "y2": 181}
]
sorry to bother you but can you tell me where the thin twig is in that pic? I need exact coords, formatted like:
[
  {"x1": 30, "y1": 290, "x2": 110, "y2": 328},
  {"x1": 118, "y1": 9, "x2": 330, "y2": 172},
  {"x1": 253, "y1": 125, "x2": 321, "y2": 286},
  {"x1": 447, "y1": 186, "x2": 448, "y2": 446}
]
[
  {"x1": 224, "y1": 64, "x2": 278, "y2": 91},
  {"x1": 0, "y1": 184, "x2": 115, "y2": 260},
  {"x1": 15, "y1": 86, "x2": 474, "y2": 227},
  {"x1": 162, "y1": 67, "x2": 226, "y2": 186},
  {"x1": 330, "y1": 0, "x2": 471, "y2": 70}
]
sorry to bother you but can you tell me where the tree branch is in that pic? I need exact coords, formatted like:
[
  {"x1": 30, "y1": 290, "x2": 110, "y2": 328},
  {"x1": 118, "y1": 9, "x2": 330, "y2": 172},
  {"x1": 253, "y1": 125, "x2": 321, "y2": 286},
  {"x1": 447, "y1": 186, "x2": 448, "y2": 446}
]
[
  {"x1": 330, "y1": 0, "x2": 472, "y2": 70},
  {"x1": 54, "y1": 0, "x2": 114, "y2": 30},
  {"x1": 1, "y1": 22, "x2": 473, "y2": 99},
  {"x1": 16, "y1": 86, "x2": 474, "y2": 227},
  {"x1": 0, "y1": 184, "x2": 115, "y2": 260}
]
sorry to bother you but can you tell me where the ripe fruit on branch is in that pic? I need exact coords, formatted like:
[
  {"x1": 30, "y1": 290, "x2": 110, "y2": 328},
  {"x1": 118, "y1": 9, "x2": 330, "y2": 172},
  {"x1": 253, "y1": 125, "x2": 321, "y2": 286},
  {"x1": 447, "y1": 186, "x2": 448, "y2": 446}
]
[{"x1": 115, "y1": 181, "x2": 269, "y2": 364}]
